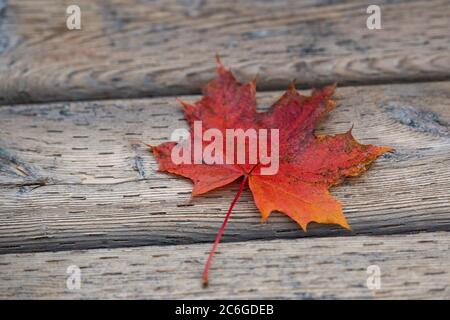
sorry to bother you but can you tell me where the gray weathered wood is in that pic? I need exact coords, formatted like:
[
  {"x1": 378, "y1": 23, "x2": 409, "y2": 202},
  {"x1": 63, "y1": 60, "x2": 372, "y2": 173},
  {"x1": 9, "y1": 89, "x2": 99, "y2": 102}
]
[
  {"x1": 0, "y1": 0, "x2": 449, "y2": 104},
  {"x1": 0, "y1": 81, "x2": 449, "y2": 253},
  {"x1": 0, "y1": 232, "x2": 448, "y2": 299}
]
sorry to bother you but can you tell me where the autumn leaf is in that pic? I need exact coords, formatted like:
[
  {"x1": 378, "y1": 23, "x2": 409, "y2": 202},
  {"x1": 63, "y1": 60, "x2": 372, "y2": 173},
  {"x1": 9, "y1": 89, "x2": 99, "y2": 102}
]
[{"x1": 150, "y1": 57, "x2": 392, "y2": 285}]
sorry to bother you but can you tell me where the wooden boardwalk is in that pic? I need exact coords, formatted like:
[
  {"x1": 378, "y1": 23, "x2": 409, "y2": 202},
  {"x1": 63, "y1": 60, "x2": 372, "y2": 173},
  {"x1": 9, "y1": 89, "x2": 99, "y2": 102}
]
[{"x1": 0, "y1": 0, "x2": 449, "y2": 299}]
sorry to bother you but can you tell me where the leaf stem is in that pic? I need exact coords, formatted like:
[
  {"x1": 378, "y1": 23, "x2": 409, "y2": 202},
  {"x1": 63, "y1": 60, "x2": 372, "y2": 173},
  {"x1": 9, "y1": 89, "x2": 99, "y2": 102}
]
[{"x1": 202, "y1": 175, "x2": 249, "y2": 286}]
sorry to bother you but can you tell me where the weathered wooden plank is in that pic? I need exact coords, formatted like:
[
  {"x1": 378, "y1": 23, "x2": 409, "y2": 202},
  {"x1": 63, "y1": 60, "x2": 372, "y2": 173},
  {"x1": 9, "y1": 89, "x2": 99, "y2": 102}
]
[
  {"x1": 0, "y1": 0, "x2": 449, "y2": 104},
  {"x1": 0, "y1": 81, "x2": 449, "y2": 253},
  {"x1": 0, "y1": 232, "x2": 448, "y2": 299}
]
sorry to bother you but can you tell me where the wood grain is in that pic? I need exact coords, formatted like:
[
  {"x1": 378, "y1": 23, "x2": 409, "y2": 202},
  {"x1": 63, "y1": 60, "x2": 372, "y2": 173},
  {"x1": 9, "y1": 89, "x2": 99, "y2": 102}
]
[
  {"x1": 0, "y1": 81, "x2": 449, "y2": 253},
  {"x1": 0, "y1": 232, "x2": 448, "y2": 299},
  {"x1": 0, "y1": 0, "x2": 449, "y2": 104}
]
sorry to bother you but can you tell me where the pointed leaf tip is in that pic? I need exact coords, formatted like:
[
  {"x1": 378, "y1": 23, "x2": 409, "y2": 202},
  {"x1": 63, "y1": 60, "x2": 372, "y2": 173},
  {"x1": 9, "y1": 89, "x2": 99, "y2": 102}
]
[
  {"x1": 347, "y1": 125, "x2": 354, "y2": 135},
  {"x1": 215, "y1": 54, "x2": 226, "y2": 72},
  {"x1": 313, "y1": 83, "x2": 336, "y2": 99},
  {"x1": 288, "y1": 79, "x2": 297, "y2": 91},
  {"x1": 177, "y1": 98, "x2": 194, "y2": 111},
  {"x1": 215, "y1": 53, "x2": 222, "y2": 65}
]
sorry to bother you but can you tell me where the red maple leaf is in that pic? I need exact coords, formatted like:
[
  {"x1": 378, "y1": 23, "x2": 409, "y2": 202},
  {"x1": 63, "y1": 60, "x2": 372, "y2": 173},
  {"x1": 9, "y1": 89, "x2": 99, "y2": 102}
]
[{"x1": 151, "y1": 57, "x2": 392, "y2": 285}]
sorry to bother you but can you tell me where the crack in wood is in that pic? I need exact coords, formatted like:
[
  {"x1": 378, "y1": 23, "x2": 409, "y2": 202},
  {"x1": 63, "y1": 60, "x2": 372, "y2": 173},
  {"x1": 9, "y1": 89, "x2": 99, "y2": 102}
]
[
  {"x1": 0, "y1": 144, "x2": 50, "y2": 187},
  {"x1": 380, "y1": 101, "x2": 449, "y2": 137},
  {"x1": 0, "y1": 0, "x2": 8, "y2": 54}
]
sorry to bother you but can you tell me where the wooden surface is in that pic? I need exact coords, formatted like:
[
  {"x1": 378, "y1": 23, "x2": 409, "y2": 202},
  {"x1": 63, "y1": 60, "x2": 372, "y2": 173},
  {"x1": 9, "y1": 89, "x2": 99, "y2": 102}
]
[
  {"x1": 0, "y1": 82, "x2": 449, "y2": 254},
  {"x1": 0, "y1": 0, "x2": 449, "y2": 104},
  {"x1": 0, "y1": 0, "x2": 449, "y2": 299},
  {"x1": 0, "y1": 232, "x2": 448, "y2": 299}
]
